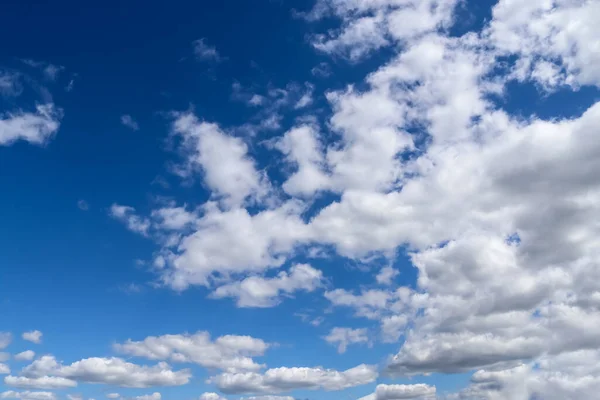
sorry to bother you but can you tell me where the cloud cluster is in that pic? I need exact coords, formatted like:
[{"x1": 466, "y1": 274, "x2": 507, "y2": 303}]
[
  {"x1": 7, "y1": 355, "x2": 190, "y2": 388},
  {"x1": 114, "y1": 331, "x2": 269, "y2": 372},
  {"x1": 210, "y1": 363, "x2": 378, "y2": 394}
]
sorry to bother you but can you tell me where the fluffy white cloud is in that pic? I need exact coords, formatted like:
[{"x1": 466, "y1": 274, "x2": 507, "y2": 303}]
[
  {"x1": 19, "y1": 355, "x2": 190, "y2": 388},
  {"x1": 114, "y1": 331, "x2": 268, "y2": 372},
  {"x1": 4, "y1": 376, "x2": 77, "y2": 389},
  {"x1": 488, "y1": 0, "x2": 600, "y2": 87},
  {"x1": 157, "y1": 200, "x2": 310, "y2": 290},
  {"x1": 0, "y1": 364, "x2": 9, "y2": 375},
  {"x1": 210, "y1": 363, "x2": 377, "y2": 394},
  {"x1": 171, "y1": 114, "x2": 270, "y2": 208},
  {"x1": 120, "y1": 115, "x2": 139, "y2": 131},
  {"x1": 0, "y1": 353, "x2": 9, "y2": 362},
  {"x1": 14, "y1": 351, "x2": 35, "y2": 362},
  {"x1": 375, "y1": 267, "x2": 398, "y2": 286},
  {"x1": 358, "y1": 383, "x2": 436, "y2": 400},
  {"x1": 0, "y1": 391, "x2": 56, "y2": 400},
  {"x1": 199, "y1": 394, "x2": 226, "y2": 400},
  {"x1": 275, "y1": 125, "x2": 329, "y2": 197},
  {"x1": 323, "y1": 327, "x2": 369, "y2": 354},
  {"x1": 211, "y1": 264, "x2": 323, "y2": 307},
  {"x1": 21, "y1": 332, "x2": 42, "y2": 345},
  {"x1": 0, "y1": 105, "x2": 61, "y2": 146}
]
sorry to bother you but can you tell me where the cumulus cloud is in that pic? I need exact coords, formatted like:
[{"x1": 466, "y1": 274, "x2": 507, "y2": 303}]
[
  {"x1": 114, "y1": 331, "x2": 269, "y2": 372},
  {"x1": 210, "y1": 363, "x2": 378, "y2": 394},
  {"x1": 211, "y1": 264, "x2": 323, "y2": 308},
  {"x1": 4, "y1": 376, "x2": 77, "y2": 389},
  {"x1": 102, "y1": 0, "x2": 600, "y2": 397},
  {"x1": 171, "y1": 114, "x2": 270, "y2": 208},
  {"x1": 19, "y1": 355, "x2": 190, "y2": 388},
  {"x1": 0, "y1": 391, "x2": 56, "y2": 400},
  {"x1": 0, "y1": 105, "x2": 61, "y2": 146},
  {"x1": 21, "y1": 332, "x2": 42, "y2": 345},
  {"x1": 14, "y1": 351, "x2": 35, "y2": 362},
  {"x1": 359, "y1": 384, "x2": 436, "y2": 400},
  {"x1": 0, "y1": 364, "x2": 9, "y2": 375},
  {"x1": 323, "y1": 327, "x2": 369, "y2": 354}
]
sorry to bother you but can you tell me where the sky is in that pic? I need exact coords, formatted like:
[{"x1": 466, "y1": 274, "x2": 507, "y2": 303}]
[{"x1": 1, "y1": 0, "x2": 600, "y2": 399}]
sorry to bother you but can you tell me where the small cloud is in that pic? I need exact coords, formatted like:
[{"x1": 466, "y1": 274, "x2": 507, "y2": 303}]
[
  {"x1": 119, "y1": 283, "x2": 143, "y2": 294},
  {"x1": 77, "y1": 200, "x2": 89, "y2": 211},
  {"x1": 120, "y1": 115, "x2": 139, "y2": 131},
  {"x1": 14, "y1": 350, "x2": 35, "y2": 361},
  {"x1": 311, "y1": 62, "x2": 331, "y2": 78},
  {"x1": 192, "y1": 38, "x2": 222, "y2": 62},
  {"x1": 22, "y1": 330, "x2": 42, "y2": 344},
  {"x1": 43, "y1": 64, "x2": 64, "y2": 81}
]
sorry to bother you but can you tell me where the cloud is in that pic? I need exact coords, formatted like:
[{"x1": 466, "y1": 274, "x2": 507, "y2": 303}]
[
  {"x1": 0, "y1": 105, "x2": 61, "y2": 146},
  {"x1": 211, "y1": 264, "x2": 323, "y2": 308},
  {"x1": 0, "y1": 71, "x2": 23, "y2": 97},
  {"x1": 210, "y1": 363, "x2": 377, "y2": 394},
  {"x1": 171, "y1": 114, "x2": 270, "y2": 208},
  {"x1": 193, "y1": 38, "x2": 222, "y2": 62},
  {"x1": 21, "y1": 331, "x2": 42, "y2": 345},
  {"x1": 0, "y1": 391, "x2": 56, "y2": 400},
  {"x1": 114, "y1": 331, "x2": 269, "y2": 372},
  {"x1": 109, "y1": 205, "x2": 151, "y2": 236},
  {"x1": 19, "y1": 355, "x2": 190, "y2": 388},
  {"x1": 120, "y1": 115, "x2": 139, "y2": 131},
  {"x1": 77, "y1": 200, "x2": 89, "y2": 211},
  {"x1": 0, "y1": 364, "x2": 9, "y2": 375},
  {"x1": 0, "y1": 333, "x2": 11, "y2": 350},
  {"x1": 4, "y1": 376, "x2": 77, "y2": 389},
  {"x1": 323, "y1": 327, "x2": 369, "y2": 354},
  {"x1": 358, "y1": 384, "x2": 436, "y2": 400},
  {"x1": 488, "y1": 0, "x2": 600, "y2": 88},
  {"x1": 375, "y1": 267, "x2": 398, "y2": 286},
  {"x1": 14, "y1": 351, "x2": 35, "y2": 362},
  {"x1": 199, "y1": 394, "x2": 226, "y2": 400},
  {"x1": 0, "y1": 354, "x2": 9, "y2": 362}
]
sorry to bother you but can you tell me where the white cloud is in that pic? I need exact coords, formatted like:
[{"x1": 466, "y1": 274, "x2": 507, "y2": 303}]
[
  {"x1": 0, "y1": 71, "x2": 23, "y2": 97},
  {"x1": 150, "y1": 206, "x2": 197, "y2": 230},
  {"x1": 14, "y1": 351, "x2": 35, "y2": 362},
  {"x1": 211, "y1": 363, "x2": 377, "y2": 394},
  {"x1": 199, "y1": 394, "x2": 226, "y2": 400},
  {"x1": 109, "y1": 205, "x2": 151, "y2": 236},
  {"x1": 0, "y1": 364, "x2": 9, "y2": 375},
  {"x1": 157, "y1": 200, "x2": 310, "y2": 290},
  {"x1": 488, "y1": 0, "x2": 600, "y2": 87},
  {"x1": 275, "y1": 125, "x2": 329, "y2": 197},
  {"x1": 211, "y1": 264, "x2": 323, "y2": 308},
  {"x1": 4, "y1": 376, "x2": 77, "y2": 389},
  {"x1": 172, "y1": 114, "x2": 270, "y2": 208},
  {"x1": 106, "y1": 394, "x2": 120, "y2": 399},
  {"x1": 0, "y1": 391, "x2": 56, "y2": 400},
  {"x1": 0, "y1": 105, "x2": 61, "y2": 146},
  {"x1": 20, "y1": 355, "x2": 190, "y2": 388},
  {"x1": 0, "y1": 334, "x2": 10, "y2": 350},
  {"x1": 43, "y1": 65, "x2": 63, "y2": 81},
  {"x1": 131, "y1": 394, "x2": 160, "y2": 400},
  {"x1": 375, "y1": 267, "x2": 398, "y2": 285},
  {"x1": 114, "y1": 331, "x2": 268, "y2": 372},
  {"x1": 120, "y1": 115, "x2": 139, "y2": 131},
  {"x1": 358, "y1": 383, "x2": 436, "y2": 400},
  {"x1": 22, "y1": 332, "x2": 42, "y2": 345},
  {"x1": 324, "y1": 327, "x2": 369, "y2": 354},
  {"x1": 193, "y1": 38, "x2": 222, "y2": 62}
]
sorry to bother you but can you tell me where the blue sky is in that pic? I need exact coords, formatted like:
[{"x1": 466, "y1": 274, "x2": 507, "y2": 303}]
[{"x1": 1, "y1": 1, "x2": 600, "y2": 400}]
